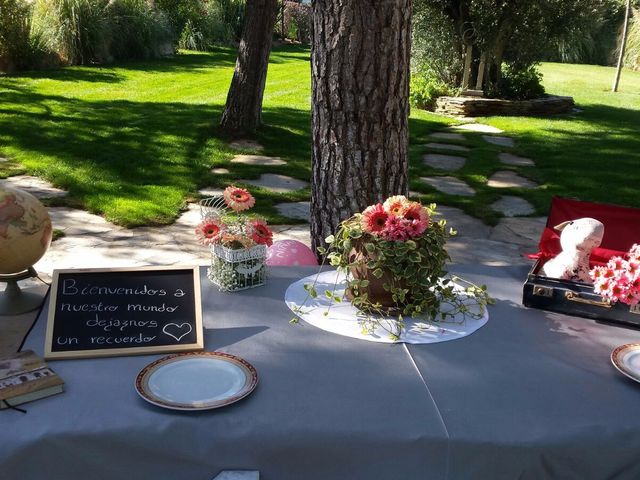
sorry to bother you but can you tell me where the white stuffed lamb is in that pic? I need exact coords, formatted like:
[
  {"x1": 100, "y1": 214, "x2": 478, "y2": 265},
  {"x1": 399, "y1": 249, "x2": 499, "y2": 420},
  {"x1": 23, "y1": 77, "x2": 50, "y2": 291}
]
[{"x1": 541, "y1": 217, "x2": 605, "y2": 283}]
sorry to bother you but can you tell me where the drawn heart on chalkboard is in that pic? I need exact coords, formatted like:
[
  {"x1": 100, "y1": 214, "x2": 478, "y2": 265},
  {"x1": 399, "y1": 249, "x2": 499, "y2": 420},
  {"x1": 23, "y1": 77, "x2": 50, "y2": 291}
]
[{"x1": 162, "y1": 323, "x2": 193, "y2": 342}]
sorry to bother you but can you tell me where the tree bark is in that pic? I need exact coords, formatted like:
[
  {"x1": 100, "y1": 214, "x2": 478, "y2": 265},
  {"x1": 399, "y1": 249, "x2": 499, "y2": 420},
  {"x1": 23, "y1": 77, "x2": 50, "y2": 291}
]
[
  {"x1": 220, "y1": 0, "x2": 278, "y2": 132},
  {"x1": 310, "y1": 0, "x2": 412, "y2": 257}
]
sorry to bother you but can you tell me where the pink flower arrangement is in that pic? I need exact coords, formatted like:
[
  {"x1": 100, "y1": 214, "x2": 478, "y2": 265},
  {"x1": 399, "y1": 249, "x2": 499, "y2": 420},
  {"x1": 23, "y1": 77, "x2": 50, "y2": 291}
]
[
  {"x1": 248, "y1": 218, "x2": 274, "y2": 247},
  {"x1": 196, "y1": 186, "x2": 272, "y2": 249},
  {"x1": 195, "y1": 218, "x2": 225, "y2": 246},
  {"x1": 361, "y1": 195, "x2": 430, "y2": 241},
  {"x1": 223, "y1": 186, "x2": 256, "y2": 212},
  {"x1": 590, "y1": 244, "x2": 640, "y2": 306}
]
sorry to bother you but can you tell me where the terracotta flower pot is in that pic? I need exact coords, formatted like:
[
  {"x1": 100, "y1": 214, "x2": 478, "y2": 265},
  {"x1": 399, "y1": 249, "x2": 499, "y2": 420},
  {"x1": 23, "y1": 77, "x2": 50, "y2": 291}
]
[{"x1": 345, "y1": 247, "x2": 408, "y2": 311}]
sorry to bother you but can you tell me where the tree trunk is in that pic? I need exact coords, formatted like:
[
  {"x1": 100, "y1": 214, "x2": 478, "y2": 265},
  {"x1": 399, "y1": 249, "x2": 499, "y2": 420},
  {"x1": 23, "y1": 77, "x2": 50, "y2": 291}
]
[
  {"x1": 612, "y1": 0, "x2": 632, "y2": 92},
  {"x1": 220, "y1": 0, "x2": 278, "y2": 132},
  {"x1": 310, "y1": 0, "x2": 412, "y2": 257}
]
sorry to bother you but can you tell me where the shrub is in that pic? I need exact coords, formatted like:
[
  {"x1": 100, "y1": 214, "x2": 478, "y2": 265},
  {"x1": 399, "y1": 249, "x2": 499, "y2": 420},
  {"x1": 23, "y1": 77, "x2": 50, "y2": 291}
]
[
  {"x1": 31, "y1": 0, "x2": 111, "y2": 65},
  {"x1": 0, "y1": 0, "x2": 36, "y2": 72},
  {"x1": 177, "y1": 1, "x2": 236, "y2": 51},
  {"x1": 486, "y1": 63, "x2": 545, "y2": 101},
  {"x1": 409, "y1": 74, "x2": 453, "y2": 111},
  {"x1": 283, "y1": 1, "x2": 311, "y2": 43},
  {"x1": 107, "y1": 0, "x2": 173, "y2": 60},
  {"x1": 158, "y1": 0, "x2": 242, "y2": 50},
  {"x1": 624, "y1": 8, "x2": 640, "y2": 70}
]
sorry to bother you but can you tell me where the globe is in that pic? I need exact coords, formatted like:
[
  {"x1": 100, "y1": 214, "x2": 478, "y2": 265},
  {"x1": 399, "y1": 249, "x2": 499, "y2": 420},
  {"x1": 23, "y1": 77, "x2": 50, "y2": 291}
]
[{"x1": 0, "y1": 185, "x2": 52, "y2": 275}]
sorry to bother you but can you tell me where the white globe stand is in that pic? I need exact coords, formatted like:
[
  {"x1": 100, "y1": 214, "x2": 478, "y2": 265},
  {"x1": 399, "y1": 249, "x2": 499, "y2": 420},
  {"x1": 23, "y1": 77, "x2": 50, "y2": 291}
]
[{"x1": 0, "y1": 267, "x2": 46, "y2": 316}]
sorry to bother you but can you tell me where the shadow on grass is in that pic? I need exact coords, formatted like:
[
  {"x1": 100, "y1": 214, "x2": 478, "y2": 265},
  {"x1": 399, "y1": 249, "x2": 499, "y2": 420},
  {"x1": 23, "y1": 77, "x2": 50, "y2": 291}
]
[
  {"x1": 0, "y1": 83, "x2": 225, "y2": 225},
  {"x1": 490, "y1": 103, "x2": 640, "y2": 214}
]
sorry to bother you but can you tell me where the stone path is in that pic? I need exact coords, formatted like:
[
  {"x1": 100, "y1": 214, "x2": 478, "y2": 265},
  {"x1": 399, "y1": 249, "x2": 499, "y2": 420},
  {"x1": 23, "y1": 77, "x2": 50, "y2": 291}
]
[
  {"x1": 275, "y1": 201, "x2": 310, "y2": 221},
  {"x1": 425, "y1": 142, "x2": 470, "y2": 152},
  {"x1": 2, "y1": 175, "x2": 68, "y2": 199},
  {"x1": 419, "y1": 122, "x2": 539, "y2": 218},
  {"x1": 423, "y1": 154, "x2": 466, "y2": 171},
  {"x1": 499, "y1": 153, "x2": 535, "y2": 167},
  {"x1": 451, "y1": 123, "x2": 503, "y2": 134},
  {"x1": 491, "y1": 196, "x2": 535, "y2": 217},
  {"x1": 482, "y1": 135, "x2": 515, "y2": 148},
  {"x1": 487, "y1": 171, "x2": 537, "y2": 189},
  {"x1": 420, "y1": 176, "x2": 476, "y2": 196},
  {"x1": 241, "y1": 174, "x2": 309, "y2": 193},
  {"x1": 231, "y1": 155, "x2": 286, "y2": 166}
]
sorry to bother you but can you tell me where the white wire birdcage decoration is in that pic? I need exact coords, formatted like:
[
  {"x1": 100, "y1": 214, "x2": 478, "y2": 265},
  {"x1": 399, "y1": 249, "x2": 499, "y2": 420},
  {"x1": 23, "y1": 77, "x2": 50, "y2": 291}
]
[{"x1": 199, "y1": 195, "x2": 267, "y2": 292}]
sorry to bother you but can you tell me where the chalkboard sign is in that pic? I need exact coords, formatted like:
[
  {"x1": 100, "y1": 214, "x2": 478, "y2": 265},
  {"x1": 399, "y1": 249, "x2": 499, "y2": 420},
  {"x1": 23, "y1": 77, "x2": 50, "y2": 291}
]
[{"x1": 44, "y1": 266, "x2": 203, "y2": 359}]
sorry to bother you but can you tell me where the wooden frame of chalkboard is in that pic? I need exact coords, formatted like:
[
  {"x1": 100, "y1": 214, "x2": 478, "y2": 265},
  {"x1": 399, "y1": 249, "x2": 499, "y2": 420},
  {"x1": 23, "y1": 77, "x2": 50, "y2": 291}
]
[{"x1": 44, "y1": 266, "x2": 204, "y2": 360}]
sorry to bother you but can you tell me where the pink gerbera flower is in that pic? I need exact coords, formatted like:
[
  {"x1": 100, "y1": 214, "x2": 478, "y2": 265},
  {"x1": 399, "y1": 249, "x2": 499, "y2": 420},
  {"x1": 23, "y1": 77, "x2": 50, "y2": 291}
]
[
  {"x1": 248, "y1": 218, "x2": 273, "y2": 246},
  {"x1": 383, "y1": 195, "x2": 409, "y2": 216},
  {"x1": 361, "y1": 203, "x2": 388, "y2": 235},
  {"x1": 223, "y1": 186, "x2": 255, "y2": 212},
  {"x1": 195, "y1": 218, "x2": 224, "y2": 245},
  {"x1": 401, "y1": 202, "x2": 429, "y2": 236},
  {"x1": 382, "y1": 216, "x2": 411, "y2": 241}
]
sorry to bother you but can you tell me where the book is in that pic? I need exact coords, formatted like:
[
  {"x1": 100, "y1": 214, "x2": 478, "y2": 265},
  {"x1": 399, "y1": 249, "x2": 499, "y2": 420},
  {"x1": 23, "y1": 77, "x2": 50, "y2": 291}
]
[{"x1": 0, "y1": 350, "x2": 64, "y2": 410}]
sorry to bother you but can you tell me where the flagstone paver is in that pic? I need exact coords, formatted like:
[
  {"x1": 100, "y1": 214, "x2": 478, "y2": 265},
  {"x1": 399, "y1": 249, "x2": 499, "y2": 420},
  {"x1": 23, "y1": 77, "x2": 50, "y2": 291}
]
[
  {"x1": 436, "y1": 206, "x2": 492, "y2": 239},
  {"x1": 423, "y1": 154, "x2": 467, "y2": 171},
  {"x1": 498, "y1": 153, "x2": 535, "y2": 167},
  {"x1": 1, "y1": 175, "x2": 68, "y2": 199},
  {"x1": 490, "y1": 217, "x2": 547, "y2": 248},
  {"x1": 420, "y1": 176, "x2": 476, "y2": 196},
  {"x1": 425, "y1": 142, "x2": 470, "y2": 152},
  {"x1": 242, "y1": 174, "x2": 309, "y2": 193},
  {"x1": 451, "y1": 123, "x2": 504, "y2": 134},
  {"x1": 488, "y1": 171, "x2": 538, "y2": 189},
  {"x1": 491, "y1": 196, "x2": 535, "y2": 217},
  {"x1": 231, "y1": 155, "x2": 286, "y2": 166},
  {"x1": 211, "y1": 167, "x2": 230, "y2": 175},
  {"x1": 275, "y1": 201, "x2": 310, "y2": 221},
  {"x1": 198, "y1": 187, "x2": 225, "y2": 197},
  {"x1": 482, "y1": 135, "x2": 515, "y2": 148},
  {"x1": 229, "y1": 140, "x2": 264, "y2": 151},
  {"x1": 429, "y1": 132, "x2": 466, "y2": 142}
]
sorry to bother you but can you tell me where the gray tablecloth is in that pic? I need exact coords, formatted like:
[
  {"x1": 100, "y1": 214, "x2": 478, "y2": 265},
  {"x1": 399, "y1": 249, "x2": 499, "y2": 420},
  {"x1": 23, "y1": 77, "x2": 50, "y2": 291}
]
[{"x1": 3, "y1": 265, "x2": 640, "y2": 480}]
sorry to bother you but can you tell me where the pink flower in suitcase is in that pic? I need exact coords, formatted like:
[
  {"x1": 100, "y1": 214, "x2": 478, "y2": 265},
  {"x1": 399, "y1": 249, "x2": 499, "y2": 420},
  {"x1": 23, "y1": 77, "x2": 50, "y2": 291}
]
[{"x1": 591, "y1": 247, "x2": 640, "y2": 306}]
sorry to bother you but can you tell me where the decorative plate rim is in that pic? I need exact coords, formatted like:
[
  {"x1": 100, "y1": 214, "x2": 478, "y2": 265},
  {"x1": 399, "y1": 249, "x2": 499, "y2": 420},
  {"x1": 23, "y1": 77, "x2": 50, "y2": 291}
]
[
  {"x1": 135, "y1": 351, "x2": 258, "y2": 411},
  {"x1": 611, "y1": 343, "x2": 640, "y2": 384}
]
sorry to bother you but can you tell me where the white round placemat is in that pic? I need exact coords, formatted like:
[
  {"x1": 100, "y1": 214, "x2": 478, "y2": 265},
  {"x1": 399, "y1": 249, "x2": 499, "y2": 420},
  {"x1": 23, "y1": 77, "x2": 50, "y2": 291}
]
[{"x1": 285, "y1": 270, "x2": 489, "y2": 344}]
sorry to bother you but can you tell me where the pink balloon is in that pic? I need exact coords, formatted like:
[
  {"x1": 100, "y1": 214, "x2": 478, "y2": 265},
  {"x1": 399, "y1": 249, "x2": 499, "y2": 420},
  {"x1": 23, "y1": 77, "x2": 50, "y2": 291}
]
[{"x1": 266, "y1": 240, "x2": 318, "y2": 266}]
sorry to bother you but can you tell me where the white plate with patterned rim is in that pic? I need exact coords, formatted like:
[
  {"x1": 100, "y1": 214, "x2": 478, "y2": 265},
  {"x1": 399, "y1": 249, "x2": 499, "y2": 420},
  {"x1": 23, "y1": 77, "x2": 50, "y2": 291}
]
[
  {"x1": 611, "y1": 344, "x2": 640, "y2": 383},
  {"x1": 135, "y1": 351, "x2": 258, "y2": 411}
]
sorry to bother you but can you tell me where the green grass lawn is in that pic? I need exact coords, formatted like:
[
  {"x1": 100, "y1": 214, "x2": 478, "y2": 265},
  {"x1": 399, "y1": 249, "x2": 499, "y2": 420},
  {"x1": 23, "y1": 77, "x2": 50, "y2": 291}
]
[
  {"x1": 1, "y1": 48, "x2": 638, "y2": 228},
  {"x1": 0, "y1": 45, "x2": 449, "y2": 227},
  {"x1": 483, "y1": 63, "x2": 640, "y2": 216},
  {"x1": 411, "y1": 63, "x2": 640, "y2": 224}
]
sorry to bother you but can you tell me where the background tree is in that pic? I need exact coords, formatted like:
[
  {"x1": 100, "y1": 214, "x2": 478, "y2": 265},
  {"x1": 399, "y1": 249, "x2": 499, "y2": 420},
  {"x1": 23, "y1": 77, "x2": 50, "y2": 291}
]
[
  {"x1": 310, "y1": 0, "x2": 412, "y2": 255},
  {"x1": 412, "y1": 0, "x2": 621, "y2": 96},
  {"x1": 220, "y1": 0, "x2": 278, "y2": 132}
]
